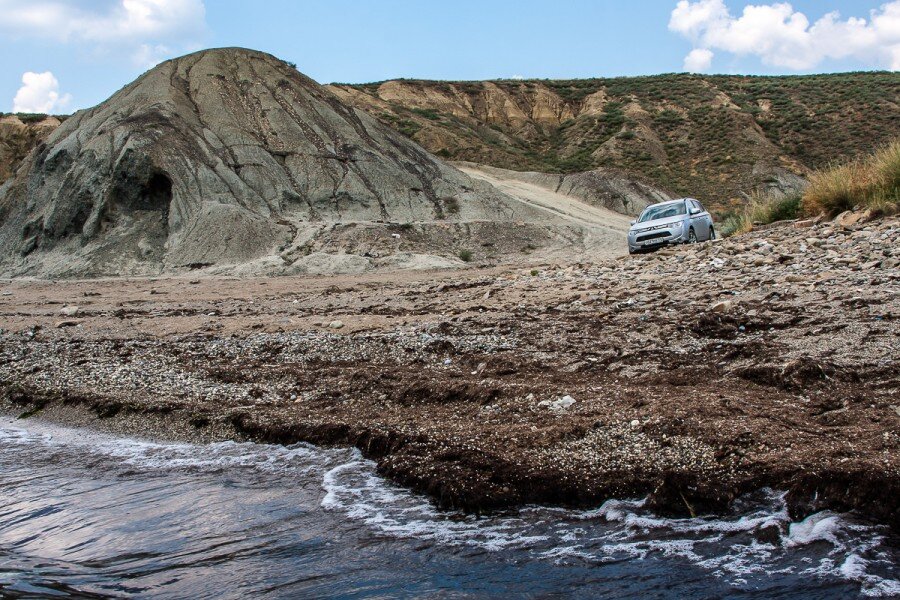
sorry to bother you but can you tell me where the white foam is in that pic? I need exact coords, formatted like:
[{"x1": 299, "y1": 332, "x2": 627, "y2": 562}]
[
  {"x1": 0, "y1": 416, "x2": 352, "y2": 479},
  {"x1": 787, "y1": 512, "x2": 845, "y2": 548},
  {"x1": 320, "y1": 455, "x2": 899, "y2": 594},
  {"x1": 322, "y1": 459, "x2": 549, "y2": 551}
]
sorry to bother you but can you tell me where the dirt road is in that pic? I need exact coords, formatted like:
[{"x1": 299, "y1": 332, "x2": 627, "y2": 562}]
[{"x1": 460, "y1": 164, "x2": 632, "y2": 257}]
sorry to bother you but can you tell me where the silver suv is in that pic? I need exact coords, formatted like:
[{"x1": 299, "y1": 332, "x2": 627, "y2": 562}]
[{"x1": 627, "y1": 198, "x2": 716, "y2": 254}]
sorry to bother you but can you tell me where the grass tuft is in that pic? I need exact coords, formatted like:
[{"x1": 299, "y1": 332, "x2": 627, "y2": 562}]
[
  {"x1": 802, "y1": 139, "x2": 900, "y2": 217},
  {"x1": 721, "y1": 139, "x2": 899, "y2": 237},
  {"x1": 749, "y1": 193, "x2": 802, "y2": 224},
  {"x1": 719, "y1": 193, "x2": 801, "y2": 237}
]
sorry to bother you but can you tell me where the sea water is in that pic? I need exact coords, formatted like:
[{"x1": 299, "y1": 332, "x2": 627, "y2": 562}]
[{"x1": 0, "y1": 416, "x2": 897, "y2": 598}]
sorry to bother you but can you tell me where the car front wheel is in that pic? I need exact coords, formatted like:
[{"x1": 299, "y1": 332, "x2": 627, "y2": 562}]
[{"x1": 687, "y1": 228, "x2": 697, "y2": 243}]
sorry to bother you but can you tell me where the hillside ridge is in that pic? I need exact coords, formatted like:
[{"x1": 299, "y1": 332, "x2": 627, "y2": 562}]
[{"x1": 327, "y1": 72, "x2": 900, "y2": 212}]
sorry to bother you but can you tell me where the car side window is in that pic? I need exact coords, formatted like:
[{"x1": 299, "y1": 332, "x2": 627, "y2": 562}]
[{"x1": 694, "y1": 200, "x2": 706, "y2": 213}]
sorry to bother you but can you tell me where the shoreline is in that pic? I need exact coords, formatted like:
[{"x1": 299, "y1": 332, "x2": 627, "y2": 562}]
[
  {"x1": 2, "y1": 385, "x2": 895, "y2": 530},
  {"x1": 1, "y1": 218, "x2": 897, "y2": 529}
]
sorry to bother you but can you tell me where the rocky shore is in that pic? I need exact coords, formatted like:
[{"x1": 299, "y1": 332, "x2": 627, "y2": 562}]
[{"x1": 1, "y1": 216, "x2": 897, "y2": 528}]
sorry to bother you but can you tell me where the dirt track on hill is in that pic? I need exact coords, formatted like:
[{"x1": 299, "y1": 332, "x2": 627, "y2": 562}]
[
  {"x1": 1, "y1": 217, "x2": 898, "y2": 529},
  {"x1": 459, "y1": 165, "x2": 634, "y2": 232}
]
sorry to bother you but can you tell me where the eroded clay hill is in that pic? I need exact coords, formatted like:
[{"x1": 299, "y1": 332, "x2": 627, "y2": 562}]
[
  {"x1": 328, "y1": 73, "x2": 900, "y2": 212},
  {"x1": 0, "y1": 48, "x2": 641, "y2": 278}
]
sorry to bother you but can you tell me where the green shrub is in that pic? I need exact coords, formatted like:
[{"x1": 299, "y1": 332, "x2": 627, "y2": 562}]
[
  {"x1": 411, "y1": 108, "x2": 441, "y2": 121},
  {"x1": 749, "y1": 193, "x2": 802, "y2": 223},
  {"x1": 719, "y1": 193, "x2": 800, "y2": 237},
  {"x1": 397, "y1": 120, "x2": 421, "y2": 138},
  {"x1": 458, "y1": 249, "x2": 473, "y2": 262},
  {"x1": 442, "y1": 196, "x2": 461, "y2": 214},
  {"x1": 719, "y1": 211, "x2": 751, "y2": 237},
  {"x1": 15, "y1": 113, "x2": 48, "y2": 124}
]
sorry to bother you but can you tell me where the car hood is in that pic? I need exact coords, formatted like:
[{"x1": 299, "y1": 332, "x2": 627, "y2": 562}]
[{"x1": 630, "y1": 216, "x2": 685, "y2": 231}]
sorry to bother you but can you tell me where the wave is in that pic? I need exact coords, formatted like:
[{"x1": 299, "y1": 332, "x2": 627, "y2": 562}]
[{"x1": 2, "y1": 416, "x2": 897, "y2": 597}]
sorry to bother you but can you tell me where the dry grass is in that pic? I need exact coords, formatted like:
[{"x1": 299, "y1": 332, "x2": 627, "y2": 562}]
[
  {"x1": 720, "y1": 193, "x2": 801, "y2": 237},
  {"x1": 802, "y1": 139, "x2": 900, "y2": 217},
  {"x1": 723, "y1": 140, "x2": 900, "y2": 237},
  {"x1": 750, "y1": 193, "x2": 802, "y2": 224}
]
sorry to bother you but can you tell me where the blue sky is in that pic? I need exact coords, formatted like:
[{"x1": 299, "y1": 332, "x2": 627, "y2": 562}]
[{"x1": 1, "y1": 0, "x2": 898, "y2": 113}]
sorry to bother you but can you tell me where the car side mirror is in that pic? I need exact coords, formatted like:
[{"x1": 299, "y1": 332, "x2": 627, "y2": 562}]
[
  {"x1": 689, "y1": 208, "x2": 700, "y2": 215},
  {"x1": 629, "y1": 220, "x2": 636, "y2": 226}
]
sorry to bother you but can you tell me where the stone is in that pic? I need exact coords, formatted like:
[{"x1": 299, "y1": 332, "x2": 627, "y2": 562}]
[
  {"x1": 539, "y1": 395, "x2": 577, "y2": 411},
  {"x1": 328, "y1": 320, "x2": 344, "y2": 330},
  {"x1": 793, "y1": 219, "x2": 815, "y2": 228},
  {"x1": 557, "y1": 395, "x2": 576, "y2": 409},
  {"x1": 834, "y1": 210, "x2": 872, "y2": 228},
  {"x1": 711, "y1": 300, "x2": 734, "y2": 313},
  {"x1": 59, "y1": 305, "x2": 79, "y2": 317}
]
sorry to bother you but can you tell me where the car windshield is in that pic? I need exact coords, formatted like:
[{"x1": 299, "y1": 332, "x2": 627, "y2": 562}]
[{"x1": 638, "y1": 202, "x2": 686, "y2": 223}]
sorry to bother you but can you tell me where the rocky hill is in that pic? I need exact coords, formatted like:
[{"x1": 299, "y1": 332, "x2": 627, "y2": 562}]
[
  {"x1": 327, "y1": 72, "x2": 900, "y2": 213},
  {"x1": 0, "y1": 48, "x2": 647, "y2": 278}
]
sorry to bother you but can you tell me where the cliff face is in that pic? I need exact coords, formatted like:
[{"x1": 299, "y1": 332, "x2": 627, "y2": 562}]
[
  {"x1": 0, "y1": 115, "x2": 62, "y2": 186},
  {"x1": 327, "y1": 73, "x2": 900, "y2": 212},
  {"x1": 0, "y1": 48, "x2": 578, "y2": 278}
]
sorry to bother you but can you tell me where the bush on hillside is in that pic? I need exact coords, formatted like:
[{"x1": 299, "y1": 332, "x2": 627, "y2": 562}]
[
  {"x1": 721, "y1": 139, "x2": 899, "y2": 237},
  {"x1": 14, "y1": 113, "x2": 48, "y2": 124},
  {"x1": 802, "y1": 139, "x2": 900, "y2": 217},
  {"x1": 751, "y1": 193, "x2": 802, "y2": 223},
  {"x1": 719, "y1": 193, "x2": 801, "y2": 237}
]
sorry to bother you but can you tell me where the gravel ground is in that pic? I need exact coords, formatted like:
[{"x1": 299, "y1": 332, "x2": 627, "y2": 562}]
[{"x1": 1, "y1": 216, "x2": 898, "y2": 527}]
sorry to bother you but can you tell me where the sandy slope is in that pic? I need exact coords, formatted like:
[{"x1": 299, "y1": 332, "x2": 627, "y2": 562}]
[
  {"x1": 459, "y1": 164, "x2": 631, "y2": 258},
  {"x1": 459, "y1": 165, "x2": 634, "y2": 230}
]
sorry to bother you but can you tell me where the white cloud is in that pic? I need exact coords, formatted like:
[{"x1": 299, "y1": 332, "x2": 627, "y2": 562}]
[
  {"x1": 684, "y1": 48, "x2": 714, "y2": 71},
  {"x1": 134, "y1": 43, "x2": 174, "y2": 69},
  {"x1": 669, "y1": 0, "x2": 900, "y2": 71},
  {"x1": 12, "y1": 71, "x2": 72, "y2": 113},
  {"x1": 0, "y1": 0, "x2": 206, "y2": 65}
]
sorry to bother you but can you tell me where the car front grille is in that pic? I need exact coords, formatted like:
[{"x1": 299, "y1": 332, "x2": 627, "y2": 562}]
[{"x1": 636, "y1": 232, "x2": 670, "y2": 243}]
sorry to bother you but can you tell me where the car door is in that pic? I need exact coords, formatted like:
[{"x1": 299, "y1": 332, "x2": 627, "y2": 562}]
[
  {"x1": 693, "y1": 200, "x2": 713, "y2": 240},
  {"x1": 687, "y1": 200, "x2": 708, "y2": 240}
]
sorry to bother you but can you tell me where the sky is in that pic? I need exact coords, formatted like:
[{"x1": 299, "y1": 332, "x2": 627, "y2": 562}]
[{"x1": 1, "y1": 0, "x2": 898, "y2": 113}]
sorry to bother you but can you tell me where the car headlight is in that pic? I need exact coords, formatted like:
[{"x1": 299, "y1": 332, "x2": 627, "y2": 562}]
[{"x1": 669, "y1": 222, "x2": 683, "y2": 231}]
